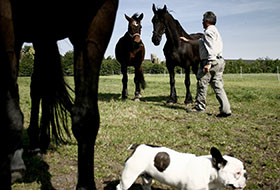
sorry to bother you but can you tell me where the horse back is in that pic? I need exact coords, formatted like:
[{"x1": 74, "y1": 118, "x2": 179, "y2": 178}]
[{"x1": 164, "y1": 33, "x2": 201, "y2": 68}]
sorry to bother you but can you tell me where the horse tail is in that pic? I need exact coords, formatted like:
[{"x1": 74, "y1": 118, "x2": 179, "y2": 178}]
[
  {"x1": 33, "y1": 42, "x2": 73, "y2": 147},
  {"x1": 43, "y1": 74, "x2": 73, "y2": 145}
]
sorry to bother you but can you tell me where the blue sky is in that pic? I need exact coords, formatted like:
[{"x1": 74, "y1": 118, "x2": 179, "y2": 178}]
[{"x1": 58, "y1": 0, "x2": 280, "y2": 60}]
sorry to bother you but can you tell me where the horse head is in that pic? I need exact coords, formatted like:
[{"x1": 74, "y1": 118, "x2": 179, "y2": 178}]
[
  {"x1": 152, "y1": 4, "x2": 167, "y2": 46},
  {"x1": 125, "y1": 13, "x2": 144, "y2": 43}
]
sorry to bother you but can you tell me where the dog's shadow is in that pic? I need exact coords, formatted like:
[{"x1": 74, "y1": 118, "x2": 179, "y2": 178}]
[{"x1": 104, "y1": 180, "x2": 168, "y2": 190}]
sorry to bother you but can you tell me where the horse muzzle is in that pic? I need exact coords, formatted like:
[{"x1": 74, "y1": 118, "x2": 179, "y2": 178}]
[{"x1": 152, "y1": 34, "x2": 161, "y2": 46}]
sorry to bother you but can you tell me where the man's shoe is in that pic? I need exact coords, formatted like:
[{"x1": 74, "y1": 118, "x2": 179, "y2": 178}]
[
  {"x1": 186, "y1": 107, "x2": 204, "y2": 113},
  {"x1": 216, "y1": 113, "x2": 231, "y2": 118}
]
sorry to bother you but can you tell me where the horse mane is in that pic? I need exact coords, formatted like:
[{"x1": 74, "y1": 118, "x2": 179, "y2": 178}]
[{"x1": 165, "y1": 11, "x2": 191, "y2": 39}]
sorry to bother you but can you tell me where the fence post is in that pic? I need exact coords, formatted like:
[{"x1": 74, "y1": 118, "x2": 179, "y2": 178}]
[
  {"x1": 277, "y1": 66, "x2": 280, "y2": 82},
  {"x1": 240, "y1": 66, "x2": 243, "y2": 79}
]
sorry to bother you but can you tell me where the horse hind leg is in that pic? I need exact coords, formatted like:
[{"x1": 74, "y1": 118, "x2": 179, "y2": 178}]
[
  {"x1": 27, "y1": 70, "x2": 41, "y2": 152},
  {"x1": 134, "y1": 64, "x2": 146, "y2": 101},
  {"x1": 134, "y1": 73, "x2": 141, "y2": 101}
]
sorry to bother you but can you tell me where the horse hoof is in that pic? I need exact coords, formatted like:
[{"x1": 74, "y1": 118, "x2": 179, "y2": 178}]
[
  {"x1": 11, "y1": 169, "x2": 25, "y2": 183},
  {"x1": 134, "y1": 98, "x2": 141, "y2": 102},
  {"x1": 184, "y1": 100, "x2": 193, "y2": 105},
  {"x1": 167, "y1": 99, "x2": 177, "y2": 104},
  {"x1": 134, "y1": 94, "x2": 142, "y2": 99}
]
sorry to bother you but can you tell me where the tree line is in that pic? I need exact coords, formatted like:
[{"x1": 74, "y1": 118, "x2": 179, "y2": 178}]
[{"x1": 19, "y1": 45, "x2": 280, "y2": 76}]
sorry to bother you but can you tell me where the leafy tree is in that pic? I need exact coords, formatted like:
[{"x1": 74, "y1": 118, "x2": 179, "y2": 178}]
[
  {"x1": 61, "y1": 51, "x2": 74, "y2": 75},
  {"x1": 19, "y1": 45, "x2": 34, "y2": 76}
]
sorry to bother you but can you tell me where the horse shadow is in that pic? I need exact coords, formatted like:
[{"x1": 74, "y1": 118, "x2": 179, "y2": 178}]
[
  {"x1": 103, "y1": 180, "x2": 166, "y2": 190},
  {"x1": 99, "y1": 93, "x2": 122, "y2": 102},
  {"x1": 13, "y1": 130, "x2": 55, "y2": 190}
]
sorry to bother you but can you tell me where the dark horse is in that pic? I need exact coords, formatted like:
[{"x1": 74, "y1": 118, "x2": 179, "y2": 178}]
[
  {"x1": 0, "y1": 0, "x2": 118, "y2": 189},
  {"x1": 151, "y1": 4, "x2": 203, "y2": 104},
  {"x1": 115, "y1": 13, "x2": 146, "y2": 100}
]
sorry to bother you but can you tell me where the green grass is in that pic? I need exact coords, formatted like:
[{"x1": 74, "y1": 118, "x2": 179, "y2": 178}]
[{"x1": 13, "y1": 74, "x2": 280, "y2": 190}]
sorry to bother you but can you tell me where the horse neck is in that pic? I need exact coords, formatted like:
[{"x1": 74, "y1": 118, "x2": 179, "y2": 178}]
[{"x1": 164, "y1": 13, "x2": 190, "y2": 46}]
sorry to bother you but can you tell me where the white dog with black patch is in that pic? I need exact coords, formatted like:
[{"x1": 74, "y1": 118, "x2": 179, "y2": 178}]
[{"x1": 116, "y1": 144, "x2": 247, "y2": 190}]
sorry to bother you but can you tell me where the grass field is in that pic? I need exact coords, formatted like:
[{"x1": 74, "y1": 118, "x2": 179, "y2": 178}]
[{"x1": 13, "y1": 74, "x2": 280, "y2": 190}]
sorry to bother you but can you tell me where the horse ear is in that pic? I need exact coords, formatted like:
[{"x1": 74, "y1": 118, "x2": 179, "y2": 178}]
[
  {"x1": 138, "y1": 13, "x2": 144, "y2": 21},
  {"x1": 152, "y1": 4, "x2": 157, "y2": 14},
  {"x1": 210, "y1": 147, "x2": 228, "y2": 170},
  {"x1": 125, "y1": 14, "x2": 132, "y2": 22},
  {"x1": 163, "y1": 5, "x2": 167, "y2": 12}
]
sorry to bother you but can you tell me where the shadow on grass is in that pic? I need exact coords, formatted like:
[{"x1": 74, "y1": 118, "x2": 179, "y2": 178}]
[
  {"x1": 20, "y1": 152, "x2": 54, "y2": 190},
  {"x1": 13, "y1": 130, "x2": 55, "y2": 190},
  {"x1": 104, "y1": 180, "x2": 166, "y2": 190},
  {"x1": 99, "y1": 93, "x2": 121, "y2": 102},
  {"x1": 141, "y1": 96, "x2": 187, "y2": 111},
  {"x1": 98, "y1": 93, "x2": 186, "y2": 111}
]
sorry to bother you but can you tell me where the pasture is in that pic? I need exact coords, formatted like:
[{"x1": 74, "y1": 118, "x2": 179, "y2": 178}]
[{"x1": 13, "y1": 74, "x2": 280, "y2": 190}]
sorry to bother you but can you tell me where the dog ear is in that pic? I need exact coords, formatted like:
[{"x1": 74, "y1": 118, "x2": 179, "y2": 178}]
[{"x1": 210, "y1": 147, "x2": 228, "y2": 170}]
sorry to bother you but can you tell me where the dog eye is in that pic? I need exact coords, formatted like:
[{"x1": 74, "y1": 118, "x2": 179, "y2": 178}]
[{"x1": 234, "y1": 172, "x2": 241, "y2": 179}]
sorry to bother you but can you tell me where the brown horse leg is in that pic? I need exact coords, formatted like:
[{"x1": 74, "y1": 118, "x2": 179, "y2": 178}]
[
  {"x1": 184, "y1": 66, "x2": 193, "y2": 104},
  {"x1": 71, "y1": 0, "x2": 118, "y2": 189},
  {"x1": 0, "y1": 0, "x2": 23, "y2": 188},
  {"x1": 167, "y1": 65, "x2": 177, "y2": 103},
  {"x1": 134, "y1": 67, "x2": 141, "y2": 99},
  {"x1": 121, "y1": 66, "x2": 128, "y2": 99},
  {"x1": 134, "y1": 65, "x2": 145, "y2": 99}
]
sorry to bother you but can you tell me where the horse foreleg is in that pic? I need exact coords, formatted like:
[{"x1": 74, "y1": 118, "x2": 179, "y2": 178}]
[
  {"x1": 121, "y1": 66, "x2": 128, "y2": 99},
  {"x1": 72, "y1": 0, "x2": 118, "y2": 189},
  {"x1": 167, "y1": 66, "x2": 177, "y2": 103},
  {"x1": 184, "y1": 66, "x2": 193, "y2": 104}
]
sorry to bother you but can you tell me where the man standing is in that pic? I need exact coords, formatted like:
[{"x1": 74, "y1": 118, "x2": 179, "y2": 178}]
[{"x1": 180, "y1": 11, "x2": 231, "y2": 117}]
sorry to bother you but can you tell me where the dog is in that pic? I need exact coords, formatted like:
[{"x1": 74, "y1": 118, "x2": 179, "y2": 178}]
[{"x1": 116, "y1": 144, "x2": 247, "y2": 190}]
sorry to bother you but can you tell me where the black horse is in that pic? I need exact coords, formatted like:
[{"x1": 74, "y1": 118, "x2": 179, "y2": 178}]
[
  {"x1": 152, "y1": 4, "x2": 203, "y2": 104},
  {"x1": 0, "y1": 0, "x2": 118, "y2": 189},
  {"x1": 115, "y1": 13, "x2": 146, "y2": 100}
]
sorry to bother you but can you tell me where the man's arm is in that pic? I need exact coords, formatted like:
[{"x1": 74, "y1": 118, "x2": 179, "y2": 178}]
[{"x1": 179, "y1": 37, "x2": 199, "y2": 46}]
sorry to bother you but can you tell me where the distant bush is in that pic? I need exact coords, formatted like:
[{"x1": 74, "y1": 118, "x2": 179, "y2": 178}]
[
  {"x1": 18, "y1": 47, "x2": 280, "y2": 76},
  {"x1": 224, "y1": 58, "x2": 280, "y2": 74}
]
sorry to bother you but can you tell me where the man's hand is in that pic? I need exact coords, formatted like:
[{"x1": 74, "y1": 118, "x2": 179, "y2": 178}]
[
  {"x1": 180, "y1": 36, "x2": 189, "y2": 42},
  {"x1": 203, "y1": 64, "x2": 211, "y2": 72}
]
